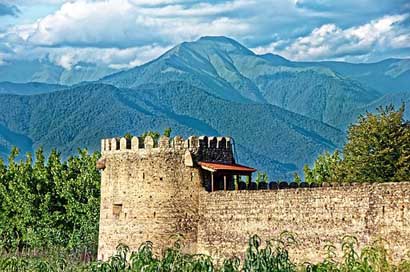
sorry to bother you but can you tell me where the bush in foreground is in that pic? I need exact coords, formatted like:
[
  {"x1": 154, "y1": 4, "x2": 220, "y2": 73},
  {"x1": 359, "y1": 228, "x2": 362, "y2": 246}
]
[
  {"x1": 1, "y1": 233, "x2": 410, "y2": 272},
  {"x1": 0, "y1": 148, "x2": 100, "y2": 255}
]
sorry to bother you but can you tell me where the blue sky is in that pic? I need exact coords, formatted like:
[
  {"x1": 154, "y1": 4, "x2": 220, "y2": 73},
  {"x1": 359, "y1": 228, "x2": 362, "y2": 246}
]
[{"x1": 0, "y1": 0, "x2": 409, "y2": 70}]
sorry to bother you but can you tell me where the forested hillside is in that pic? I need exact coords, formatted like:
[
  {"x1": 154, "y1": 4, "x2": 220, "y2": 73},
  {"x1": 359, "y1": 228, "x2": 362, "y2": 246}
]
[
  {"x1": 0, "y1": 82, "x2": 344, "y2": 179},
  {"x1": 0, "y1": 82, "x2": 66, "y2": 95},
  {"x1": 102, "y1": 36, "x2": 407, "y2": 129},
  {"x1": 297, "y1": 58, "x2": 410, "y2": 94},
  {"x1": 0, "y1": 36, "x2": 409, "y2": 179}
]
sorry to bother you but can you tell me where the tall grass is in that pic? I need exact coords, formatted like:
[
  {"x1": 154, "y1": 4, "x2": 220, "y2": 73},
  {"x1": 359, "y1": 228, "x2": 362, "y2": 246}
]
[{"x1": 1, "y1": 233, "x2": 409, "y2": 271}]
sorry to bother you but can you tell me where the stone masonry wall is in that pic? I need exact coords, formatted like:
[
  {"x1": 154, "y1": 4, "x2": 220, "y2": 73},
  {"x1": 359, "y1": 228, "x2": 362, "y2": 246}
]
[
  {"x1": 196, "y1": 136, "x2": 234, "y2": 164},
  {"x1": 197, "y1": 183, "x2": 410, "y2": 263},
  {"x1": 98, "y1": 135, "x2": 410, "y2": 264},
  {"x1": 97, "y1": 136, "x2": 203, "y2": 260}
]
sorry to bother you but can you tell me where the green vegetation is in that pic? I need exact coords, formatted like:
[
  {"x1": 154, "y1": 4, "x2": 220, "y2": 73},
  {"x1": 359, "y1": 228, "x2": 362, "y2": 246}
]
[
  {"x1": 0, "y1": 82, "x2": 344, "y2": 180},
  {"x1": 0, "y1": 147, "x2": 100, "y2": 256},
  {"x1": 103, "y1": 36, "x2": 388, "y2": 129},
  {"x1": 292, "y1": 173, "x2": 301, "y2": 184},
  {"x1": 0, "y1": 106, "x2": 410, "y2": 270},
  {"x1": 304, "y1": 105, "x2": 410, "y2": 184},
  {"x1": 140, "y1": 128, "x2": 172, "y2": 143},
  {"x1": 1, "y1": 37, "x2": 410, "y2": 180},
  {"x1": 1, "y1": 234, "x2": 409, "y2": 271},
  {"x1": 163, "y1": 128, "x2": 172, "y2": 138},
  {"x1": 255, "y1": 172, "x2": 268, "y2": 186},
  {"x1": 141, "y1": 131, "x2": 160, "y2": 143}
]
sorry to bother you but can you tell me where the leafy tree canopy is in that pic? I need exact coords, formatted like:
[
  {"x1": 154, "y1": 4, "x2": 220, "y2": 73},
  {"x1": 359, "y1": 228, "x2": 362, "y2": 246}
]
[
  {"x1": 304, "y1": 104, "x2": 410, "y2": 183},
  {"x1": 0, "y1": 147, "x2": 100, "y2": 254}
]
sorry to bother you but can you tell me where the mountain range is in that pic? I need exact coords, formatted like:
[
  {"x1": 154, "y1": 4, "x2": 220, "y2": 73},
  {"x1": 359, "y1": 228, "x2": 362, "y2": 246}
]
[
  {"x1": 0, "y1": 36, "x2": 409, "y2": 180},
  {"x1": 0, "y1": 60, "x2": 117, "y2": 85}
]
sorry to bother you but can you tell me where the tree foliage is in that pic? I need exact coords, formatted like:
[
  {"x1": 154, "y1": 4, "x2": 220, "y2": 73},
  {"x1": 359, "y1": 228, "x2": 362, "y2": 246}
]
[
  {"x1": 163, "y1": 128, "x2": 172, "y2": 138},
  {"x1": 343, "y1": 105, "x2": 410, "y2": 182},
  {"x1": 140, "y1": 128, "x2": 172, "y2": 144},
  {"x1": 255, "y1": 172, "x2": 268, "y2": 185},
  {"x1": 303, "y1": 151, "x2": 342, "y2": 185},
  {"x1": 292, "y1": 173, "x2": 301, "y2": 184},
  {"x1": 0, "y1": 147, "x2": 100, "y2": 255},
  {"x1": 304, "y1": 105, "x2": 410, "y2": 183}
]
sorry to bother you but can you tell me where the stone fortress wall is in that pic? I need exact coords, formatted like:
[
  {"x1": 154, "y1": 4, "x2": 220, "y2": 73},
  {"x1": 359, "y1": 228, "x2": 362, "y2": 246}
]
[
  {"x1": 97, "y1": 135, "x2": 410, "y2": 263},
  {"x1": 198, "y1": 183, "x2": 410, "y2": 263}
]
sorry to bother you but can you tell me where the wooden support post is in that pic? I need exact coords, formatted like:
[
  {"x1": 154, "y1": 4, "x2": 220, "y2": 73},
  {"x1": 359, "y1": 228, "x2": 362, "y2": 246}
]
[
  {"x1": 224, "y1": 175, "x2": 227, "y2": 191},
  {"x1": 211, "y1": 172, "x2": 214, "y2": 192},
  {"x1": 235, "y1": 175, "x2": 238, "y2": 191}
]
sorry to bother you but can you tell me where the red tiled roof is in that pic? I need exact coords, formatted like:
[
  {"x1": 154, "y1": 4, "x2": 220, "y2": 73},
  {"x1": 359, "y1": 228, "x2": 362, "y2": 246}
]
[{"x1": 198, "y1": 162, "x2": 256, "y2": 173}]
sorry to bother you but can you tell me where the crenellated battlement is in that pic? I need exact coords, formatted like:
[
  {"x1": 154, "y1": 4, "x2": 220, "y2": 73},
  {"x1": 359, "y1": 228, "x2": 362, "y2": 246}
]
[
  {"x1": 101, "y1": 135, "x2": 232, "y2": 152},
  {"x1": 101, "y1": 135, "x2": 233, "y2": 164},
  {"x1": 101, "y1": 135, "x2": 171, "y2": 152}
]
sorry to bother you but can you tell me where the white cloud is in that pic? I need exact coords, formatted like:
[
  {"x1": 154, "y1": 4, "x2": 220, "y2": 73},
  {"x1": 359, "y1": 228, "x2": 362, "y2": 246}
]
[
  {"x1": 7, "y1": 0, "x2": 251, "y2": 48},
  {"x1": 0, "y1": 0, "x2": 409, "y2": 70},
  {"x1": 27, "y1": 45, "x2": 170, "y2": 70},
  {"x1": 255, "y1": 14, "x2": 410, "y2": 62},
  {"x1": 0, "y1": 0, "x2": 254, "y2": 69}
]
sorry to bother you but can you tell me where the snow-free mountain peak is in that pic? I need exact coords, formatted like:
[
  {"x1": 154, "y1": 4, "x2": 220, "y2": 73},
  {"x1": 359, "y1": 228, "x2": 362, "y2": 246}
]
[{"x1": 102, "y1": 36, "x2": 382, "y2": 128}]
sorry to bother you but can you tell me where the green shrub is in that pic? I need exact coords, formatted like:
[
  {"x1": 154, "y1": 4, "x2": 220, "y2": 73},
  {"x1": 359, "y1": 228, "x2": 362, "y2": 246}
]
[{"x1": 2, "y1": 233, "x2": 409, "y2": 272}]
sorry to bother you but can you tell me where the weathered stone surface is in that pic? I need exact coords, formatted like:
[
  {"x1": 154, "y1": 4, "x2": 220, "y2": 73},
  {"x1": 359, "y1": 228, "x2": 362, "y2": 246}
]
[
  {"x1": 98, "y1": 135, "x2": 410, "y2": 264},
  {"x1": 144, "y1": 136, "x2": 154, "y2": 149},
  {"x1": 159, "y1": 136, "x2": 170, "y2": 149},
  {"x1": 197, "y1": 183, "x2": 410, "y2": 263},
  {"x1": 111, "y1": 138, "x2": 118, "y2": 151},
  {"x1": 98, "y1": 148, "x2": 203, "y2": 260},
  {"x1": 120, "y1": 138, "x2": 127, "y2": 150},
  {"x1": 131, "y1": 137, "x2": 139, "y2": 150},
  {"x1": 96, "y1": 158, "x2": 106, "y2": 170},
  {"x1": 184, "y1": 150, "x2": 194, "y2": 167}
]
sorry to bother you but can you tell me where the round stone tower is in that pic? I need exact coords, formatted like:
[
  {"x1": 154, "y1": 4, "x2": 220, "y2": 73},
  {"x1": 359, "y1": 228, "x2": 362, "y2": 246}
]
[{"x1": 97, "y1": 135, "x2": 234, "y2": 260}]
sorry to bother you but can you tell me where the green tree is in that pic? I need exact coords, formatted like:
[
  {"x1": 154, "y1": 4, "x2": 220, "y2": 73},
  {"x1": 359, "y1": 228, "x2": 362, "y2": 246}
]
[
  {"x1": 306, "y1": 104, "x2": 410, "y2": 184},
  {"x1": 303, "y1": 165, "x2": 314, "y2": 184},
  {"x1": 63, "y1": 149, "x2": 101, "y2": 254},
  {"x1": 124, "y1": 132, "x2": 132, "y2": 140},
  {"x1": 313, "y1": 151, "x2": 342, "y2": 184},
  {"x1": 342, "y1": 105, "x2": 410, "y2": 183},
  {"x1": 292, "y1": 173, "x2": 301, "y2": 184},
  {"x1": 141, "y1": 131, "x2": 160, "y2": 143},
  {"x1": 163, "y1": 128, "x2": 172, "y2": 138},
  {"x1": 0, "y1": 147, "x2": 101, "y2": 254},
  {"x1": 245, "y1": 175, "x2": 251, "y2": 186},
  {"x1": 255, "y1": 172, "x2": 261, "y2": 185}
]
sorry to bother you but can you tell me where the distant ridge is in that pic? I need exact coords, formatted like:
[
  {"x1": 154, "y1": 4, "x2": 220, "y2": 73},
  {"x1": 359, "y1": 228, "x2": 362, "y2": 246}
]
[
  {"x1": 0, "y1": 36, "x2": 408, "y2": 179},
  {"x1": 0, "y1": 82, "x2": 344, "y2": 179},
  {"x1": 0, "y1": 60, "x2": 118, "y2": 85},
  {"x1": 0, "y1": 81, "x2": 66, "y2": 95},
  {"x1": 102, "y1": 36, "x2": 387, "y2": 128}
]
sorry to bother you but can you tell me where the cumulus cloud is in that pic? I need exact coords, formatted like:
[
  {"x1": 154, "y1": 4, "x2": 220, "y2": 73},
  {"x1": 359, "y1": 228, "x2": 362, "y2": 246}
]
[
  {"x1": 255, "y1": 14, "x2": 410, "y2": 62},
  {"x1": 0, "y1": 2, "x2": 20, "y2": 17},
  {"x1": 9, "y1": 0, "x2": 250, "y2": 48},
  {"x1": 49, "y1": 45, "x2": 171, "y2": 70},
  {"x1": 0, "y1": 38, "x2": 171, "y2": 70},
  {"x1": 6, "y1": 0, "x2": 67, "y2": 5},
  {"x1": 0, "y1": 0, "x2": 254, "y2": 69},
  {"x1": 0, "y1": 0, "x2": 409, "y2": 70}
]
